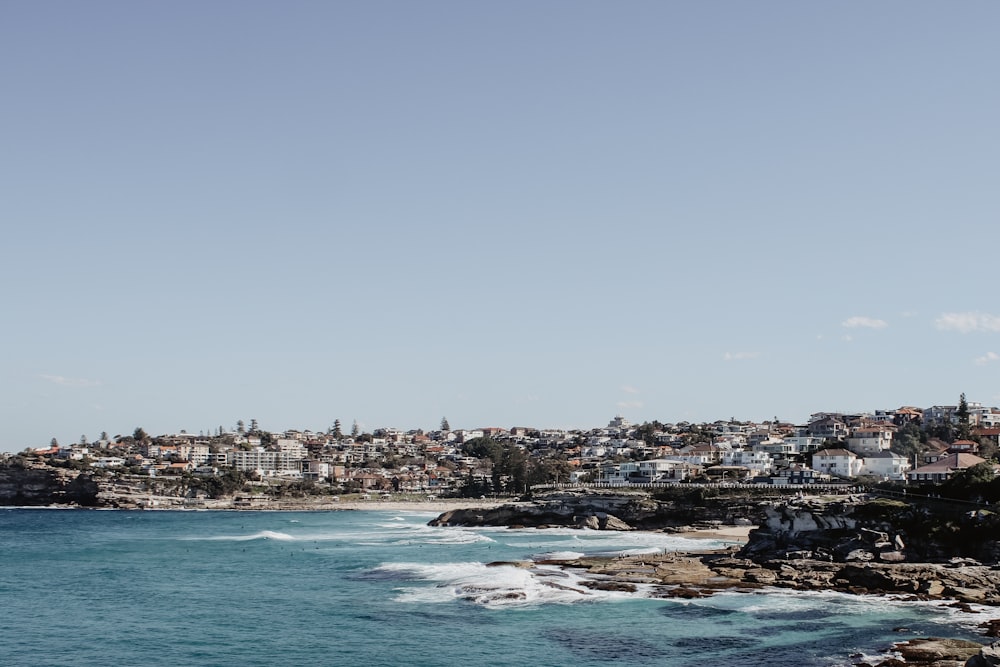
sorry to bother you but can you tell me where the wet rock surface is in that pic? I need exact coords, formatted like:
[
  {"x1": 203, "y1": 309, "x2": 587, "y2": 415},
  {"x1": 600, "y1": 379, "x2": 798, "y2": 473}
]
[{"x1": 433, "y1": 492, "x2": 1000, "y2": 609}]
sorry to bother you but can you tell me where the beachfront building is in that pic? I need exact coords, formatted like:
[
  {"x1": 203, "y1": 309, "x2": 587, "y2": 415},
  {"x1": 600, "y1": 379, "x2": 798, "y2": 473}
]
[
  {"x1": 229, "y1": 448, "x2": 303, "y2": 477},
  {"x1": 598, "y1": 458, "x2": 694, "y2": 485},
  {"x1": 906, "y1": 453, "x2": 988, "y2": 484},
  {"x1": 766, "y1": 465, "x2": 831, "y2": 485},
  {"x1": 811, "y1": 448, "x2": 863, "y2": 479},
  {"x1": 859, "y1": 451, "x2": 910, "y2": 481},
  {"x1": 721, "y1": 449, "x2": 774, "y2": 475}
]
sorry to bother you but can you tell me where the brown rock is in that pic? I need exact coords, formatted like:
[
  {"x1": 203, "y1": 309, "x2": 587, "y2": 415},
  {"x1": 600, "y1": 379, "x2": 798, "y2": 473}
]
[
  {"x1": 978, "y1": 620, "x2": 1000, "y2": 638},
  {"x1": 580, "y1": 580, "x2": 637, "y2": 592},
  {"x1": 744, "y1": 568, "x2": 779, "y2": 584},
  {"x1": 891, "y1": 638, "x2": 983, "y2": 664},
  {"x1": 966, "y1": 641, "x2": 1000, "y2": 667}
]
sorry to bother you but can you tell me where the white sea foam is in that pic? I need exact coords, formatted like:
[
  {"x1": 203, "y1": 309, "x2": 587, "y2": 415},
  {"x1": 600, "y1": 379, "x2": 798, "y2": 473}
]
[
  {"x1": 375, "y1": 561, "x2": 634, "y2": 608},
  {"x1": 534, "y1": 551, "x2": 586, "y2": 560},
  {"x1": 182, "y1": 530, "x2": 297, "y2": 542},
  {"x1": 286, "y1": 522, "x2": 496, "y2": 547},
  {"x1": 497, "y1": 527, "x2": 728, "y2": 555},
  {"x1": 707, "y1": 587, "x2": 1000, "y2": 631}
]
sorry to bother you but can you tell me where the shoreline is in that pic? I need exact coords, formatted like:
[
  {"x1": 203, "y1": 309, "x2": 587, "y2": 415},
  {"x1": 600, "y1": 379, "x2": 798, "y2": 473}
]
[
  {"x1": 315, "y1": 499, "x2": 516, "y2": 513},
  {"x1": 1, "y1": 498, "x2": 522, "y2": 513},
  {"x1": 668, "y1": 525, "x2": 753, "y2": 542},
  {"x1": 3, "y1": 499, "x2": 753, "y2": 545}
]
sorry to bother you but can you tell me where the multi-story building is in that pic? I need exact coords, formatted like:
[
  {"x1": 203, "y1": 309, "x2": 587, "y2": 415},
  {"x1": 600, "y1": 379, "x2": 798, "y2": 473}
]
[
  {"x1": 229, "y1": 448, "x2": 303, "y2": 476},
  {"x1": 860, "y1": 451, "x2": 910, "y2": 481},
  {"x1": 846, "y1": 425, "x2": 894, "y2": 456},
  {"x1": 721, "y1": 449, "x2": 774, "y2": 474},
  {"x1": 811, "y1": 448, "x2": 862, "y2": 478}
]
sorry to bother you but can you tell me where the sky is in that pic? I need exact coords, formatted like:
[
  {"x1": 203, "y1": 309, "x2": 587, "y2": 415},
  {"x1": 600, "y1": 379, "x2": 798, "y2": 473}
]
[{"x1": 2, "y1": 2, "x2": 999, "y2": 451}]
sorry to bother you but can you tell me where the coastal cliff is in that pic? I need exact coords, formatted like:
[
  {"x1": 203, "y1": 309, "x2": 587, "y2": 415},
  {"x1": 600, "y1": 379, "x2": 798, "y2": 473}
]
[{"x1": 0, "y1": 461, "x2": 100, "y2": 506}]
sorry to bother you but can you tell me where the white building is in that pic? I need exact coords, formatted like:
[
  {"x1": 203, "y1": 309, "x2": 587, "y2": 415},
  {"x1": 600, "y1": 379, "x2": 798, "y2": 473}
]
[
  {"x1": 847, "y1": 426, "x2": 894, "y2": 456},
  {"x1": 229, "y1": 448, "x2": 303, "y2": 475},
  {"x1": 860, "y1": 451, "x2": 910, "y2": 481},
  {"x1": 598, "y1": 458, "x2": 693, "y2": 484},
  {"x1": 721, "y1": 449, "x2": 774, "y2": 474},
  {"x1": 753, "y1": 438, "x2": 797, "y2": 457},
  {"x1": 812, "y1": 448, "x2": 863, "y2": 478}
]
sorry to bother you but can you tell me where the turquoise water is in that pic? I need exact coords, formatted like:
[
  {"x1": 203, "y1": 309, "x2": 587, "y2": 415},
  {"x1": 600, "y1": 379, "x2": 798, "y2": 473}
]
[{"x1": 0, "y1": 509, "x2": 990, "y2": 667}]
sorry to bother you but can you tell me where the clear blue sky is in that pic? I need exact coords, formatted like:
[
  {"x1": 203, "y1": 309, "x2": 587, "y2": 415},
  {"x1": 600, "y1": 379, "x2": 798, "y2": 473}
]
[{"x1": 3, "y1": 2, "x2": 999, "y2": 451}]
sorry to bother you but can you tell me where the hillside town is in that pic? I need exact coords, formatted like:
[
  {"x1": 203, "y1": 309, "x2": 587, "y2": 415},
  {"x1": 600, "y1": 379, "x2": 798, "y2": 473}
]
[{"x1": 7, "y1": 394, "x2": 999, "y2": 500}]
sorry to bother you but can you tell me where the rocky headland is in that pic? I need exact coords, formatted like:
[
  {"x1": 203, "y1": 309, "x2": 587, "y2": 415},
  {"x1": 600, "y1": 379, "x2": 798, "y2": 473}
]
[
  {"x1": 431, "y1": 489, "x2": 1000, "y2": 665},
  {"x1": 432, "y1": 490, "x2": 1000, "y2": 604},
  {"x1": 0, "y1": 461, "x2": 100, "y2": 506}
]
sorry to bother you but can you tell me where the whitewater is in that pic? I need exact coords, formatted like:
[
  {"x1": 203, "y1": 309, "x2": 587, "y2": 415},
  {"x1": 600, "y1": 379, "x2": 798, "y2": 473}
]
[{"x1": 0, "y1": 508, "x2": 991, "y2": 666}]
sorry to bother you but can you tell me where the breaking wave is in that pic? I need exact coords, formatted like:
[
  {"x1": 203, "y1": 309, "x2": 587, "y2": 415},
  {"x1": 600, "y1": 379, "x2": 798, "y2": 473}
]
[
  {"x1": 371, "y1": 560, "x2": 638, "y2": 608},
  {"x1": 182, "y1": 530, "x2": 297, "y2": 542}
]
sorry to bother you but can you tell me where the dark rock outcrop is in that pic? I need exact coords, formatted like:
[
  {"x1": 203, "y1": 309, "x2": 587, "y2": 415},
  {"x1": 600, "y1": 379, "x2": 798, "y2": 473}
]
[
  {"x1": 444, "y1": 491, "x2": 1000, "y2": 607},
  {"x1": 966, "y1": 641, "x2": 1000, "y2": 667},
  {"x1": 428, "y1": 490, "x2": 767, "y2": 531},
  {"x1": 739, "y1": 495, "x2": 1000, "y2": 565},
  {"x1": 0, "y1": 462, "x2": 100, "y2": 506}
]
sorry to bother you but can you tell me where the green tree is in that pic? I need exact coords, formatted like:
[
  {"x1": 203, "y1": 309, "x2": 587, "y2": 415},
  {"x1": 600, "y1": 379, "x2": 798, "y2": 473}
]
[
  {"x1": 332, "y1": 419, "x2": 343, "y2": 439},
  {"x1": 890, "y1": 422, "x2": 924, "y2": 465},
  {"x1": 944, "y1": 461, "x2": 996, "y2": 501},
  {"x1": 50, "y1": 437, "x2": 59, "y2": 448},
  {"x1": 461, "y1": 437, "x2": 502, "y2": 460},
  {"x1": 351, "y1": 420, "x2": 359, "y2": 437},
  {"x1": 957, "y1": 393, "x2": 972, "y2": 441},
  {"x1": 635, "y1": 421, "x2": 664, "y2": 446},
  {"x1": 236, "y1": 420, "x2": 246, "y2": 435},
  {"x1": 961, "y1": 461, "x2": 996, "y2": 486},
  {"x1": 458, "y1": 470, "x2": 487, "y2": 498},
  {"x1": 441, "y1": 417, "x2": 451, "y2": 431},
  {"x1": 980, "y1": 438, "x2": 999, "y2": 462},
  {"x1": 133, "y1": 427, "x2": 148, "y2": 443}
]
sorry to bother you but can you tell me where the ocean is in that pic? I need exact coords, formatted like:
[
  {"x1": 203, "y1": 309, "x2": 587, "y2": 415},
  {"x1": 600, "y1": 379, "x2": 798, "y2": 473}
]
[{"x1": 0, "y1": 508, "x2": 991, "y2": 667}]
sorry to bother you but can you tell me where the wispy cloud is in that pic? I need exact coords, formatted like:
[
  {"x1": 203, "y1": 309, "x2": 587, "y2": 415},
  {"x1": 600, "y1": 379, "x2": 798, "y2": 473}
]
[
  {"x1": 841, "y1": 316, "x2": 888, "y2": 329},
  {"x1": 976, "y1": 352, "x2": 1000, "y2": 366},
  {"x1": 723, "y1": 352, "x2": 759, "y2": 361},
  {"x1": 39, "y1": 374, "x2": 101, "y2": 388},
  {"x1": 616, "y1": 400, "x2": 644, "y2": 409},
  {"x1": 935, "y1": 312, "x2": 1000, "y2": 334},
  {"x1": 620, "y1": 385, "x2": 640, "y2": 395}
]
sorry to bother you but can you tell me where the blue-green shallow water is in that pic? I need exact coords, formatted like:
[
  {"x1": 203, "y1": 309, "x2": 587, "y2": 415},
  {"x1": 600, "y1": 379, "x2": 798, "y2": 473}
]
[{"x1": 0, "y1": 509, "x2": 990, "y2": 667}]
